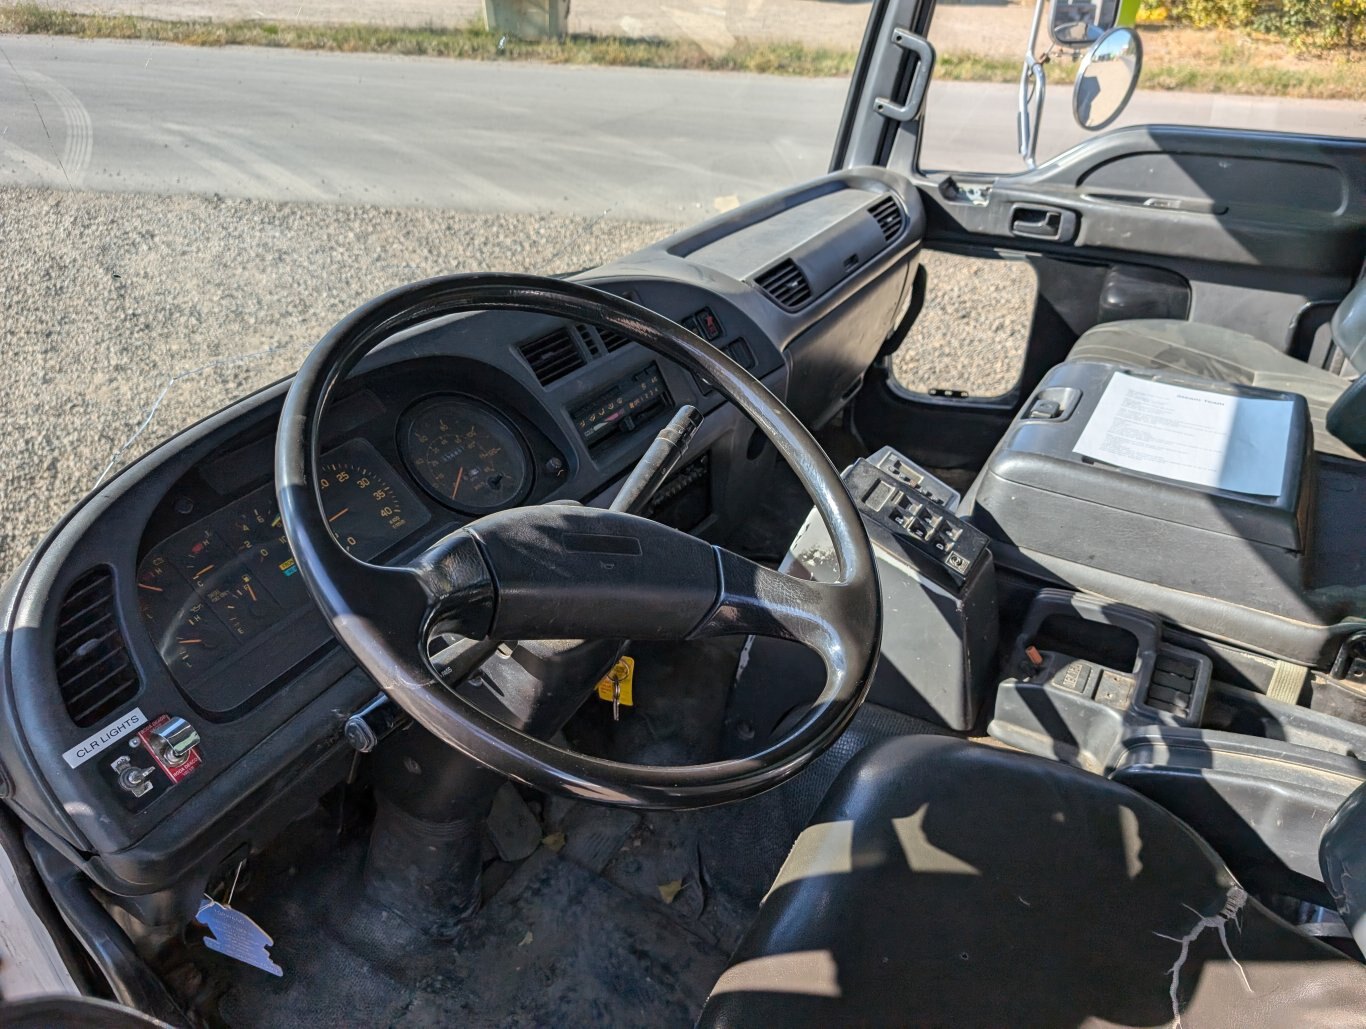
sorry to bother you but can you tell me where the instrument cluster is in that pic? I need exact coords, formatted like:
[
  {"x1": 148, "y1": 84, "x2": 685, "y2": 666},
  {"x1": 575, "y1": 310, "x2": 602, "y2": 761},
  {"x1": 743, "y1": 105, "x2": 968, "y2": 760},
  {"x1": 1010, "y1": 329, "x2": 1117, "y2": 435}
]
[{"x1": 136, "y1": 438, "x2": 429, "y2": 691}]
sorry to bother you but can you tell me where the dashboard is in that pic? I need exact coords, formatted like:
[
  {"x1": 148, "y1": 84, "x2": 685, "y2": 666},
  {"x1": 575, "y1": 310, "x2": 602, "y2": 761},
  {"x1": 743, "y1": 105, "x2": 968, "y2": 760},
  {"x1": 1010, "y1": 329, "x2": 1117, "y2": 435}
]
[{"x1": 0, "y1": 170, "x2": 922, "y2": 908}]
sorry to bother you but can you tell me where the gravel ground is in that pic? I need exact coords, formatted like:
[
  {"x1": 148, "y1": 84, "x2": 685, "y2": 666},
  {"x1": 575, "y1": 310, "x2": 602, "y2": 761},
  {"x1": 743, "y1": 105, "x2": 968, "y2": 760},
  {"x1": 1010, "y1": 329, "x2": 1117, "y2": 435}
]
[
  {"x1": 21, "y1": 0, "x2": 1034, "y2": 55},
  {"x1": 892, "y1": 250, "x2": 1034, "y2": 397},
  {"x1": 0, "y1": 186, "x2": 681, "y2": 581},
  {"x1": 0, "y1": 187, "x2": 1033, "y2": 583}
]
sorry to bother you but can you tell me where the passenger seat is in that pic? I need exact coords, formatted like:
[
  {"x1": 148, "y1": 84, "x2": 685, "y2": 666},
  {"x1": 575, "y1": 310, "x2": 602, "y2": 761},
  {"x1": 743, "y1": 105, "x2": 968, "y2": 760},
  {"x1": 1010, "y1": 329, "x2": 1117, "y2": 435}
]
[{"x1": 1068, "y1": 280, "x2": 1366, "y2": 460}]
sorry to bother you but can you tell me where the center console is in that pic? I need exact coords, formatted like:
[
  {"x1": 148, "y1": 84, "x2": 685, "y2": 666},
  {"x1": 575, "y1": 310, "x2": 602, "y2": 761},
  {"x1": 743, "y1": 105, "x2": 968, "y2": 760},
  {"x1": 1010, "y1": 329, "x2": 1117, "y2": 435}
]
[
  {"x1": 964, "y1": 360, "x2": 1366, "y2": 895},
  {"x1": 961, "y1": 360, "x2": 1365, "y2": 670}
]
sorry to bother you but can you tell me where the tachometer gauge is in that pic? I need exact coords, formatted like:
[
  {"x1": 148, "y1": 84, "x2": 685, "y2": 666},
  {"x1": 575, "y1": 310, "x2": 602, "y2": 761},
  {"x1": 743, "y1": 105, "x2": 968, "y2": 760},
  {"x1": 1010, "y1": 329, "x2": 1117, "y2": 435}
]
[
  {"x1": 403, "y1": 398, "x2": 532, "y2": 514},
  {"x1": 318, "y1": 439, "x2": 431, "y2": 560}
]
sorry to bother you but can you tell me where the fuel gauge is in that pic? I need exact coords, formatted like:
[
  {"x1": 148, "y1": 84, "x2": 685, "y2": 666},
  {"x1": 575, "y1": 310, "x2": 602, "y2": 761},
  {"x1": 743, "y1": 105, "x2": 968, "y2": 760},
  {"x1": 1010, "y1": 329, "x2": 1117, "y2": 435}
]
[
  {"x1": 158, "y1": 599, "x2": 237, "y2": 677},
  {"x1": 225, "y1": 496, "x2": 306, "y2": 606},
  {"x1": 204, "y1": 572, "x2": 283, "y2": 641}
]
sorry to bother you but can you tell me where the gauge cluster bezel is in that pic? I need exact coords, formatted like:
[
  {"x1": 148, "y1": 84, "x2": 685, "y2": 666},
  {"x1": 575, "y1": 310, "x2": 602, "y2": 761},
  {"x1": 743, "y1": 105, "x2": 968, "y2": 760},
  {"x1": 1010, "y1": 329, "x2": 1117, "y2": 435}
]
[{"x1": 398, "y1": 394, "x2": 536, "y2": 515}]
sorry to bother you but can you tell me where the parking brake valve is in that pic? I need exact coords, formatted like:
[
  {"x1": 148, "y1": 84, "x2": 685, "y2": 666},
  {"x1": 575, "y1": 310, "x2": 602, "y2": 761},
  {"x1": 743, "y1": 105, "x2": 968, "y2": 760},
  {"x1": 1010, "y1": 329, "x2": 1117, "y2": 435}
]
[{"x1": 147, "y1": 716, "x2": 200, "y2": 768}]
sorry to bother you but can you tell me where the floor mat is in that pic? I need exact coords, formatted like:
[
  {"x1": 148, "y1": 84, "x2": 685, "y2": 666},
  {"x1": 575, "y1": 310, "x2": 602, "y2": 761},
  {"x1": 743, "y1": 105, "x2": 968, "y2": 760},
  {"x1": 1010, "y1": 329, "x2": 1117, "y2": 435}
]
[{"x1": 218, "y1": 831, "x2": 729, "y2": 1029}]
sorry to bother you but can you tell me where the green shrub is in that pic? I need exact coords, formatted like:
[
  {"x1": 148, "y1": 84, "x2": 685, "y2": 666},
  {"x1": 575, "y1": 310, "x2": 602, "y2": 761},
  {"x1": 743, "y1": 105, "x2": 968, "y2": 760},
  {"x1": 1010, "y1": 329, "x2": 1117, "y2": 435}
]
[{"x1": 1163, "y1": 0, "x2": 1366, "y2": 50}]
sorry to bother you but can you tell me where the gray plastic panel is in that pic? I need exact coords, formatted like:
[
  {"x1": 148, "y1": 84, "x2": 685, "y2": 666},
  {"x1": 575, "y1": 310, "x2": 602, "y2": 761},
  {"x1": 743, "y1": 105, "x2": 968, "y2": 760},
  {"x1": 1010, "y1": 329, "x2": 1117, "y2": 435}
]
[
  {"x1": 687, "y1": 189, "x2": 884, "y2": 279},
  {"x1": 1078, "y1": 152, "x2": 1348, "y2": 214}
]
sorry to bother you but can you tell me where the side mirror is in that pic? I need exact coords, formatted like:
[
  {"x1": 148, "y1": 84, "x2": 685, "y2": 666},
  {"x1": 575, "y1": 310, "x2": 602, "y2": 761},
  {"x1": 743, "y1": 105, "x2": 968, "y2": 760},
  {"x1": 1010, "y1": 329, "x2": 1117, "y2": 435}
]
[
  {"x1": 1049, "y1": 0, "x2": 1114, "y2": 48},
  {"x1": 1073, "y1": 26, "x2": 1143, "y2": 131}
]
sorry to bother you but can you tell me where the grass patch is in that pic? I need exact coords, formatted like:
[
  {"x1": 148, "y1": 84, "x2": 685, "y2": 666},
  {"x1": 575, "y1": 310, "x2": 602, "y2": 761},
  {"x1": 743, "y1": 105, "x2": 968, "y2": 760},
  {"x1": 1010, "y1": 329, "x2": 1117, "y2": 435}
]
[
  {"x1": 936, "y1": 48, "x2": 1366, "y2": 99},
  {"x1": 3, "y1": 4, "x2": 1366, "y2": 98},
  {"x1": 0, "y1": 4, "x2": 858, "y2": 76}
]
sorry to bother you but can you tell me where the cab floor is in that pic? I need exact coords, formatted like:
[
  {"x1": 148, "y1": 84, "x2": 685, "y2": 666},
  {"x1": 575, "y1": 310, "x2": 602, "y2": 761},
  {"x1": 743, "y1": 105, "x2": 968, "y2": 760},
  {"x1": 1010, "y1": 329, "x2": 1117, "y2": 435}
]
[
  {"x1": 215, "y1": 807, "x2": 738, "y2": 1028},
  {"x1": 206, "y1": 698, "x2": 942, "y2": 1028}
]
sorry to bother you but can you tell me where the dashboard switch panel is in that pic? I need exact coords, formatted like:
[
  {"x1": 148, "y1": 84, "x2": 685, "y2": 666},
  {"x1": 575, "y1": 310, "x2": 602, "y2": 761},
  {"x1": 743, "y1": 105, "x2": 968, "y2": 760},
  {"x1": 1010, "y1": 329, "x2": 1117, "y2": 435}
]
[{"x1": 571, "y1": 363, "x2": 671, "y2": 448}]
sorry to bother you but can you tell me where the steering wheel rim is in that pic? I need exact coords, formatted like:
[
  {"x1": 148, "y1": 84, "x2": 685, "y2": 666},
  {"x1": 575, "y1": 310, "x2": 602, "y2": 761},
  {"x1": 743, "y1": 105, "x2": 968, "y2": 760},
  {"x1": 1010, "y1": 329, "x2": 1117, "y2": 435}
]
[{"x1": 276, "y1": 273, "x2": 880, "y2": 809}]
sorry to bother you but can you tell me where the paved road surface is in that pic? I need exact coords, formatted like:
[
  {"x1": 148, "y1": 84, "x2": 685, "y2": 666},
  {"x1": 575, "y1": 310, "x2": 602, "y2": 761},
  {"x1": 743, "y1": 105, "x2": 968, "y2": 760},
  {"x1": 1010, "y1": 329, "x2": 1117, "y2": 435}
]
[{"x1": 2, "y1": 37, "x2": 1365, "y2": 216}]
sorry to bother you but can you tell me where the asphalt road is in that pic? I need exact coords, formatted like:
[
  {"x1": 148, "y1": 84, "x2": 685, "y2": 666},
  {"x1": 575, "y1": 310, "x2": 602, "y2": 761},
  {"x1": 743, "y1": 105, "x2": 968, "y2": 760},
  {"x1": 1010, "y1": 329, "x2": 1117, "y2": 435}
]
[
  {"x1": 5, "y1": 37, "x2": 1366, "y2": 217},
  {"x1": 0, "y1": 37, "x2": 844, "y2": 219}
]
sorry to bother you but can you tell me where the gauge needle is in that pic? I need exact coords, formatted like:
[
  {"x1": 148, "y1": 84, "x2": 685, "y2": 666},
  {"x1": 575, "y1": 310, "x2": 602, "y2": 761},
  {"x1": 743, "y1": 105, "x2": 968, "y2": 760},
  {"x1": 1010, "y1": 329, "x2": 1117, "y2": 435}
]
[
  {"x1": 178, "y1": 638, "x2": 203, "y2": 645},
  {"x1": 194, "y1": 565, "x2": 214, "y2": 579},
  {"x1": 452, "y1": 466, "x2": 464, "y2": 498},
  {"x1": 138, "y1": 583, "x2": 163, "y2": 592},
  {"x1": 245, "y1": 583, "x2": 257, "y2": 602},
  {"x1": 328, "y1": 507, "x2": 349, "y2": 523}
]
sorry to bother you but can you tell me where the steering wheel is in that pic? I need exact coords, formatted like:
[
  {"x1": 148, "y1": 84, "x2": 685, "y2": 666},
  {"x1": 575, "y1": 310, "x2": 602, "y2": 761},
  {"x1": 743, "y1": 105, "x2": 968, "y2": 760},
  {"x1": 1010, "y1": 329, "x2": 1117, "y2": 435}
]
[{"x1": 276, "y1": 273, "x2": 880, "y2": 809}]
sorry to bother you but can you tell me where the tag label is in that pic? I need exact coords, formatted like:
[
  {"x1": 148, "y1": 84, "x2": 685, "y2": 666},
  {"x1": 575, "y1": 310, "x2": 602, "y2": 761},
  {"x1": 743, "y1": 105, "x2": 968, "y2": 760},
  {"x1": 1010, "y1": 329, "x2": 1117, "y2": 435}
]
[
  {"x1": 197, "y1": 897, "x2": 283, "y2": 976},
  {"x1": 62, "y1": 708, "x2": 147, "y2": 768},
  {"x1": 596, "y1": 657, "x2": 634, "y2": 707}
]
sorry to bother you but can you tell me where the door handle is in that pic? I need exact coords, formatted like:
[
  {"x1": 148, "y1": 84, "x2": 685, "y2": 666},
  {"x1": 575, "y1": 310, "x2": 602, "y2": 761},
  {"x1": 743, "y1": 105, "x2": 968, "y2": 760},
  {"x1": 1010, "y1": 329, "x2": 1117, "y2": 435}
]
[{"x1": 1009, "y1": 204, "x2": 1078, "y2": 243}]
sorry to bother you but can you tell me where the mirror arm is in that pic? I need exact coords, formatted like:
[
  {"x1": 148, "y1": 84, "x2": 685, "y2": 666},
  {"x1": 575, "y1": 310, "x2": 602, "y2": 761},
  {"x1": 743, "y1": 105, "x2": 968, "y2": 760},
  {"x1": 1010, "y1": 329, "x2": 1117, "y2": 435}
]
[{"x1": 1017, "y1": 0, "x2": 1049, "y2": 170}]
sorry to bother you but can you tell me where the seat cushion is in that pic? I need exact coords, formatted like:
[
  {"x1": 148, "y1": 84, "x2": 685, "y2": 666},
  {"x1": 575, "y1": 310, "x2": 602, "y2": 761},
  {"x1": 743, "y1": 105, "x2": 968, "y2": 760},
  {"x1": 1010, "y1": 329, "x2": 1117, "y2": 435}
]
[
  {"x1": 699, "y1": 736, "x2": 1366, "y2": 1029},
  {"x1": 1070, "y1": 319, "x2": 1360, "y2": 460}
]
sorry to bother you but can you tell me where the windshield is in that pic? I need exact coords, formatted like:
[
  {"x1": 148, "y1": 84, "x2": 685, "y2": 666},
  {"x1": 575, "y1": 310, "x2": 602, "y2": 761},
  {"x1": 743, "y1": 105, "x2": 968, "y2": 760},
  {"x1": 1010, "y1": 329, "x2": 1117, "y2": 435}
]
[
  {"x1": 5, "y1": 0, "x2": 1366, "y2": 584},
  {"x1": 0, "y1": 2, "x2": 870, "y2": 581}
]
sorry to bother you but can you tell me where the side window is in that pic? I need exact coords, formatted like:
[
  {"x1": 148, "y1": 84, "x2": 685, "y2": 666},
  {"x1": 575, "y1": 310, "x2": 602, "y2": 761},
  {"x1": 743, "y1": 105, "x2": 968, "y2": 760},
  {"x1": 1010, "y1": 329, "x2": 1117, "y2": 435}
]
[{"x1": 917, "y1": 0, "x2": 1366, "y2": 174}]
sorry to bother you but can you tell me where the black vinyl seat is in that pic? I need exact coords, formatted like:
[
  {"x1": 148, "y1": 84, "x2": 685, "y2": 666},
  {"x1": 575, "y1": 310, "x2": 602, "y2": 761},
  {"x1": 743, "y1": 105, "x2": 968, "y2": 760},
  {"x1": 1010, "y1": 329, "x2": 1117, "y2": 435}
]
[
  {"x1": 699, "y1": 736, "x2": 1366, "y2": 1029},
  {"x1": 1067, "y1": 282, "x2": 1366, "y2": 461}
]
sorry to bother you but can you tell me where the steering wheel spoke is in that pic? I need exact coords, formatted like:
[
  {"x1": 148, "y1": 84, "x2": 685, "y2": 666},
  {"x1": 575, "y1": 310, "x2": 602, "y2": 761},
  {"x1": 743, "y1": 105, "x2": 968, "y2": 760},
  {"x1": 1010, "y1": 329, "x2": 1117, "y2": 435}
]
[{"x1": 690, "y1": 548, "x2": 862, "y2": 654}]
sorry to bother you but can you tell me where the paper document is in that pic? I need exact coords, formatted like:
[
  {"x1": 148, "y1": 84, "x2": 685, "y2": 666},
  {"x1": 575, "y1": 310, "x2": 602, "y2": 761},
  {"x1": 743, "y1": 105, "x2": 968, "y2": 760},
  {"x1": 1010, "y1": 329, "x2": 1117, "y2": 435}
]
[{"x1": 1072, "y1": 373, "x2": 1294, "y2": 495}]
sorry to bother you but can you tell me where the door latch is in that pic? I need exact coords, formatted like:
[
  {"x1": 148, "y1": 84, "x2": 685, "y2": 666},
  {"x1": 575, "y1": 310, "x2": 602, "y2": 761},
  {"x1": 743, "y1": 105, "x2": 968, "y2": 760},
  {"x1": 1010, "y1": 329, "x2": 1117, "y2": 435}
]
[{"x1": 1009, "y1": 203, "x2": 1078, "y2": 243}]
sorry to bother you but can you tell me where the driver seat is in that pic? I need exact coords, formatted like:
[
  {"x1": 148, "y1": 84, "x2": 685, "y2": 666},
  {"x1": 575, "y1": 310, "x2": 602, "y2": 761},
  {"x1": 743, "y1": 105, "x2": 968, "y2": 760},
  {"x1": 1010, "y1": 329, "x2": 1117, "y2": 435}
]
[{"x1": 699, "y1": 737, "x2": 1366, "y2": 1028}]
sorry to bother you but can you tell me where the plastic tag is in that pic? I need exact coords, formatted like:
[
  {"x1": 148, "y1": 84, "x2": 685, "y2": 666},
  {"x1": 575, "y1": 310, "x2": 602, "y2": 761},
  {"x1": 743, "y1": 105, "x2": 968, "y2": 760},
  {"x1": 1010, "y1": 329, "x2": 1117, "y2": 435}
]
[
  {"x1": 595, "y1": 657, "x2": 634, "y2": 707},
  {"x1": 196, "y1": 896, "x2": 283, "y2": 976}
]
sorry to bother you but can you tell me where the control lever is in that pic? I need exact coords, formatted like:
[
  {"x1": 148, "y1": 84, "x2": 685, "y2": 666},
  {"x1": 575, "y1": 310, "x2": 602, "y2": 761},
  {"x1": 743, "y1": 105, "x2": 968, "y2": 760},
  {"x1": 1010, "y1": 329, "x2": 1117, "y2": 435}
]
[{"x1": 610, "y1": 405, "x2": 702, "y2": 515}]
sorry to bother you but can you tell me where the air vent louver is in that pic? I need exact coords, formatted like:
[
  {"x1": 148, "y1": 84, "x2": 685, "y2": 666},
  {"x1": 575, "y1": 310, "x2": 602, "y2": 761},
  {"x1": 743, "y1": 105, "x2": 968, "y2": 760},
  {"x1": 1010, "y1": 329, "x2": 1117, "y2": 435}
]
[
  {"x1": 596, "y1": 327, "x2": 634, "y2": 353},
  {"x1": 520, "y1": 328, "x2": 586, "y2": 386},
  {"x1": 869, "y1": 196, "x2": 904, "y2": 243},
  {"x1": 755, "y1": 259, "x2": 812, "y2": 309},
  {"x1": 55, "y1": 568, "x2": 140, "y2": 727}
]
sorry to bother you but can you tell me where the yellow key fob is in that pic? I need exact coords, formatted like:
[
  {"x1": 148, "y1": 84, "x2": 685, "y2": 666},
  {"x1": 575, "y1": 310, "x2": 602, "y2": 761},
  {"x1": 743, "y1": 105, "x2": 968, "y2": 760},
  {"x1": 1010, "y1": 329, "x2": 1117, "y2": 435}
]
[{"x1": 596, "y1": 657, "x2": 634, "y2": 707}]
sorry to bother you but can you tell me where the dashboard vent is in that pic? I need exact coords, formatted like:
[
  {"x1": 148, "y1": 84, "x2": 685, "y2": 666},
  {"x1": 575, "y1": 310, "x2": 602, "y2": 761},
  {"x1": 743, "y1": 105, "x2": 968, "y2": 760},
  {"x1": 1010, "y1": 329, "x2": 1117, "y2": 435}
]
[
  {"x1": 596, "y1": 327, "x2": 634, "y2": 353},
  {"x1": 520, "y1": 328, "x2": 585, "y2": 386},
  {"x1": 868, "y1": 196, "x2": 904, "y2": 242},
  {"x1": 54, "y1": 568, "x2": 140, "y2": 728},
  {"x1": 755, "y1": 259, "x2": 812, "y2": 309}
]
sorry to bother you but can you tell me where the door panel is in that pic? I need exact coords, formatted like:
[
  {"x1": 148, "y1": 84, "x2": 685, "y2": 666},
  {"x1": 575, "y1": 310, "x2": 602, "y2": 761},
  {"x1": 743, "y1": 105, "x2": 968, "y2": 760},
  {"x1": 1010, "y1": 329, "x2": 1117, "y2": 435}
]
[{"x1": 835, "y1": 2, "x2": 1366, "y2": 468}]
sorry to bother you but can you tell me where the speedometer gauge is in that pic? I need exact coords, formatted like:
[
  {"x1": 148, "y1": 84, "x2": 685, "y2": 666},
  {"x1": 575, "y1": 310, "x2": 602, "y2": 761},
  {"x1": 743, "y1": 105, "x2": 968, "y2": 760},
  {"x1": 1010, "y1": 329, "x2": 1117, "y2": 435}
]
[
  {"x1": 403, "y1": 398, "x2": 532, "y2": 514},
  {"x1": 318, "y1": 442, "x2": 430, "y2": 559}
]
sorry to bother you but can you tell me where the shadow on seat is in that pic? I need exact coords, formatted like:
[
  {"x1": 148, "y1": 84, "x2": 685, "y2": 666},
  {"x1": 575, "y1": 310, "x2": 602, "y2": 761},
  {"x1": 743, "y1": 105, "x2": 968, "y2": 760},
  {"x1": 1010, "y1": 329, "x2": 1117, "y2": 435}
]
[{"x1": 699, "y1": 736, "x2": 1366, "y2": 1028}]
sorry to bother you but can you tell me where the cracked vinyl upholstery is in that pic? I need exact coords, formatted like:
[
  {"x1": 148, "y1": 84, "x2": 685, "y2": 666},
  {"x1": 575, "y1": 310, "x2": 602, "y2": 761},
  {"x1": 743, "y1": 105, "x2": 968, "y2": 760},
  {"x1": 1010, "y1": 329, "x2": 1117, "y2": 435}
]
[
  {"x1": 1068, "y1": 318, "x2": 1362, "y2": 460},
  {"x1": 699, "y1": 736, "x2": 1366, "y2": 1029}
]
